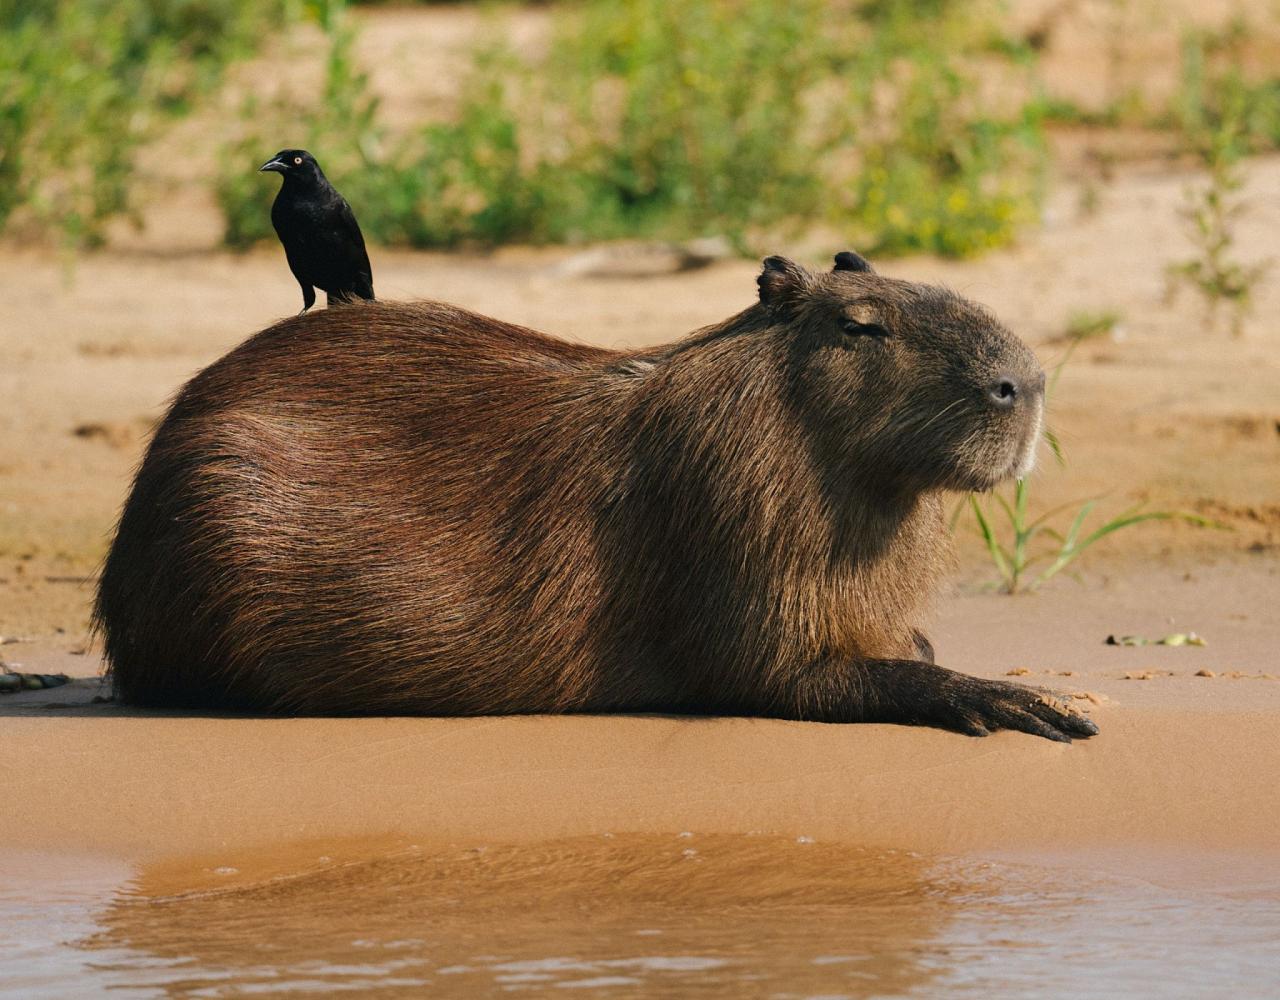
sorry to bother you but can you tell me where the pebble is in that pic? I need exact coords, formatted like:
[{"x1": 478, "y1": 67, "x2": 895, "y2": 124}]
[{"x1": 0, "y1": 672, "x2": 71, "y2": 692}]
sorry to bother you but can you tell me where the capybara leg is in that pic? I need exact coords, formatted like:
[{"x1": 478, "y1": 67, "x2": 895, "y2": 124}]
[
  {"x1": 772, "y1": 659, "x2": 1097, "y2": 742},
  {"x1": 856, "y1": 660, "x2": 1098, "y2": 742}
]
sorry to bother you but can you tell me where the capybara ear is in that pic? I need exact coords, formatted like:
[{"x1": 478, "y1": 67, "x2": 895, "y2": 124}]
[
  {"x1": 757, "y1": 256, "x2": 811, "y2": 308},
  {"x1": 833, "y1": 250, "x2": 874, "y2": 274}
]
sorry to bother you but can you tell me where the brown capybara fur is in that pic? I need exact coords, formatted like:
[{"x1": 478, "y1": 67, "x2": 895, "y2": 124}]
[{"x1": 94, "y1": 253, "x2": 1097, "y2": 741}]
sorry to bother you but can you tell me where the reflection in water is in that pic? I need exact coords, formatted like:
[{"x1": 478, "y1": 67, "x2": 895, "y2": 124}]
[
  {"x1": 4, "y1": 834, "x2": 1279, "y2": 999},
  {"x1": 83, "y1": 835, "x2": 957, "y2": 998}
]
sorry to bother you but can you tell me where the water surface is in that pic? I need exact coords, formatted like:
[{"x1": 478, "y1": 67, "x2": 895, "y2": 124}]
[{"x1": 4, "y1": 834, "x2": 1279, "y2": 998}]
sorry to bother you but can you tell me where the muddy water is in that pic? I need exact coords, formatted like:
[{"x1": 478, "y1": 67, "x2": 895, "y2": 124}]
[{"x1": 4, "y1": 834, "x2": 1280, "y2": 999}]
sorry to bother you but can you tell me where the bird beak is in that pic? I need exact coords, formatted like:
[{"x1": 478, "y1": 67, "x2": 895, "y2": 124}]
[{"x1": 259, "y1": 158, "x2": 286, "y2": 173}]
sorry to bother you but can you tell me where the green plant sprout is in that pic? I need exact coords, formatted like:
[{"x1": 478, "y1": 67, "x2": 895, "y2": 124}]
[
  {"x1": 1166, "y1": 151, "x2": 1270, "y2": 337},
  {"x1": 967, "y1": 483, "x2": 1218, "y2": 594},
  {"x1": 1060, "y1": 309, "x2": 1123, "y2": 343},
  {"x1": 1166, "y1": 26, "x2": 1272, "y2": 336}
]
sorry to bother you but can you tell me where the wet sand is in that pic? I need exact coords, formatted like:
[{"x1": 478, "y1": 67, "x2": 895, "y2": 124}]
[{"x1": 3, "y1": 558, "x2": 1278, "y2": 870}]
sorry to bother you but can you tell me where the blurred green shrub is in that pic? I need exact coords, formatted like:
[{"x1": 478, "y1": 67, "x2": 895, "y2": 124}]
[
  {"x1": 1175, "y1": 21, "x2": 1280, "y2": 157},
  {"x1": 845, "y1": 12, "x2": 1046, "y2": 257},
  {"x1": 219, "y1": 0, "x2": 1047, "y2": 255},
  {"x1": 0, "y1": 0, "x2": 294, "y2": 248},
  {"x1": 1166, "y1": 21, "x2": 1273, "y2": 336}
]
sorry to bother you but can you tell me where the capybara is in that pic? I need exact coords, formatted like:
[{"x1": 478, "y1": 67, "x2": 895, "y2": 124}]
[{"x1": 94, "y1": 252, "x2": 1097, "y2": 741}]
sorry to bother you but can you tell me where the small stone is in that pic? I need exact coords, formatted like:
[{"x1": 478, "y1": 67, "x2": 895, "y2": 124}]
[
  {"x1": 21, "y1": 674, "x2": 44, "y2": 689},
  {"x1": 0, "y1": 673, "x2": 21, "y2": 693},
  {"x1": 1006, "y1": 667, "x2": 1031, "y2": 676},
  {"x1": 1195, "y1": 669, "x2": 1216, "y2": 678}
]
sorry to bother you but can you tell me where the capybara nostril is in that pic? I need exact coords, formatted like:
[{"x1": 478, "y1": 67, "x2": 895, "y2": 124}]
[{"x1": 988, "y1": 377, "x2": 1019, "y2": 409}]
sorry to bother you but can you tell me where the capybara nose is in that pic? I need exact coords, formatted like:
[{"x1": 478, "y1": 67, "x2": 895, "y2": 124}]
[
  {"x1": 988, "y1": 369, "x2": 1045, "y2": 410},
  {"x1": 987, "y1": 376, "x2": 1020, "y2": 410}
]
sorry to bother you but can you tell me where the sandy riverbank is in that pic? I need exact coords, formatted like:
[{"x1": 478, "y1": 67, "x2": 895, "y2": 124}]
[{"x1": 3, "y1": 559, "x2": 1276, "y2": 881}]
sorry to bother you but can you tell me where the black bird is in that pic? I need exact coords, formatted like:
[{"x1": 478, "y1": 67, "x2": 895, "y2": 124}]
[{"x1": 259, "y1": 149, "x2": 374, "y2": 312}]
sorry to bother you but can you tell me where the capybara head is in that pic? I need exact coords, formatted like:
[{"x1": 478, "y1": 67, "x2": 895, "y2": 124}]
[{"x1": 756, "y1": 252, "x2": 1045, "y2": 494}]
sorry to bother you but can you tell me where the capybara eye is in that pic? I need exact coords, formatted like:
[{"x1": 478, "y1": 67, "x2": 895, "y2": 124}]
[{"x1": 841, "y1": 319, "x2": 889, "y2": 339}]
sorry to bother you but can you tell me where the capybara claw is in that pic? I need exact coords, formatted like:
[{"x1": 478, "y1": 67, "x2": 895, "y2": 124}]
[{"x1": 947, "y1": 679, "x2": 1098, "y2": 743}]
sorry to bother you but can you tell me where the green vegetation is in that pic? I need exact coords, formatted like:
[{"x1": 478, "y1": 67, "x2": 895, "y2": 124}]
[
  {"x1": 1060, "y1": 309, "x2": 1122, "y2": 343},
  {"x1": 968, "y1": 481, "x2": 1217, "y2": 594},
  {"x1": 1173, "y1": 22, "x2": 1280, "y2": 155},
  {"x1": 1, "y1": 0, "x2": 294, "y2": 248},
  {"x1": 217, "y1": 0, "x2": 1048, "y2": 254},
  {"x1": 9, "y1": 1, "x2": 1280, "y2": 260},
  {"x1": 216, "y1": 0, "x2": 384, "y2": 247},
  {"x1": 1165, "y1": 24, "x2": 1273, "y2": 337},
  {"x1": 1167, "y1": 139, "x2": 1269, "y2": 337}
]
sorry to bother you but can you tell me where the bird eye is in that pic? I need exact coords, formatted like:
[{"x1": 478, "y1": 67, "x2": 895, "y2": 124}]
[
  {"x1": 293, "y1": 156, "x2": 303, "y2": 165},
  {"x1": 841, "y1": 319, "x2": 890, "y2": 339}
]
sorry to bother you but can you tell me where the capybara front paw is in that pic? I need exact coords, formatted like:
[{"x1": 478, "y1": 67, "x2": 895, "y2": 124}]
[{"x1": 943, "y1": 678, "x2": 1098, "y2": 743}]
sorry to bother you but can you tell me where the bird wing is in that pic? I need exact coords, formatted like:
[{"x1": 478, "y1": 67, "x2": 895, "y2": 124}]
[
  {"x1": 330, "y1": 194, "x2": 375, "y2": 299},
  {"x1": 272, "y1": 196, "x2": 315, "y2": 291}
]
